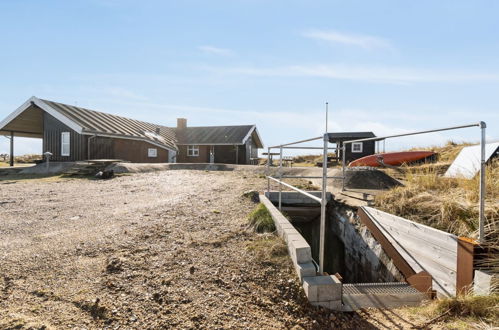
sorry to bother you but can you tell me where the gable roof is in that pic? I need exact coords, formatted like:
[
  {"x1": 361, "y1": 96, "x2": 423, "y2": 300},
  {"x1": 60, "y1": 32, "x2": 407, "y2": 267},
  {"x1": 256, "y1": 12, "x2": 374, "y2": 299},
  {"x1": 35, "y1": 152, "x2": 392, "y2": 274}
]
[
  {"x1": 328, "y1": 132, "x2": 376, "y2": 139},
  {"x1": 0, "y1": 96, "x2": 264, "y2": 151},
  {"x1": 41, "y1": 99, "x2": 178, "y2": 150},
  {"x1": 176, "y1": 125, "x2": 263, "y2": 147}
]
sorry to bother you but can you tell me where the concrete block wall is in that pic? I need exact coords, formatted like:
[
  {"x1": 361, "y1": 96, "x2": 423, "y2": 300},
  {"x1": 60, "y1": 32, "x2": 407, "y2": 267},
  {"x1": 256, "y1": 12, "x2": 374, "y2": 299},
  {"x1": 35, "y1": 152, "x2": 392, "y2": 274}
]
[{"x1": 260, "y1": 193, "x2": 343, "y2": 310}]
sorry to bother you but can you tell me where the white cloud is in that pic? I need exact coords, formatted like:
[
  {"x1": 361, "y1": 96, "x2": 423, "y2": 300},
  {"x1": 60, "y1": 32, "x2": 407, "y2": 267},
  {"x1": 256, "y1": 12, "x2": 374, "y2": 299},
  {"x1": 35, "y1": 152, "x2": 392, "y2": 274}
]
[
  {"x1": 198, "y1": 45, "x2": 234, "y2": 56},
  {"x1": 302, "y1": 29, "x2": 392, "y2": 50},
  {"x1": 207, "y1": 64, "x2": 499, "y2": 84}
]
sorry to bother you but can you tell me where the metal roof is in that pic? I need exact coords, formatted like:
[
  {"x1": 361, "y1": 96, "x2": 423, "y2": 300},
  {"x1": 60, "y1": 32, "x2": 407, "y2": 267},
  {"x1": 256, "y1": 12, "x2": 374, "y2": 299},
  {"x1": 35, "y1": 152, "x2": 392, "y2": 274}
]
[
  {"x1": 0, "y1": 97, "x2": 264, "y2": 150},
  {"x1": 328, "y1": 132, "x2": 376, "y2": 142},
  {"x1": 176, "y1": 125, "x2": 263, "y2": 147},
  {"x1": 41, "y1": 99, "x2": 178, "y2": 150}
]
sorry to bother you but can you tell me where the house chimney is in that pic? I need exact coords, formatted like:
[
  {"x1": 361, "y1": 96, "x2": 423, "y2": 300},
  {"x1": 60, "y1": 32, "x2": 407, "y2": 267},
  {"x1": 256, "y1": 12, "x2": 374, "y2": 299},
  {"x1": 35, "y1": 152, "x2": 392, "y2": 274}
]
[
  {"x1": 155, "y1": 127, "x2": 161, "y2": 134},
  {"x1": 177, "y1": 118, "x2": 187, "y2": 130}
]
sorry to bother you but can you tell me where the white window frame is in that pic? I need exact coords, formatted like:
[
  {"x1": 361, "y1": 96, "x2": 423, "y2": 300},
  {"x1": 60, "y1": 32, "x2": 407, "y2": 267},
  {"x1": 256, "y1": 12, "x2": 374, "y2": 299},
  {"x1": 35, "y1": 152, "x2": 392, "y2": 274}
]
[
  {"x1": 351, "y1": 142, "x2": 363, "y2": 153},
  {"x1": 187, "y1": 145, "x2": 199, "y2": 157},
  {"x1": 61, "y1": 132, "x2": 70, "y2": 156},
  {"x1": 148, "y1": 148, "x2": 157, "y2": 158}
]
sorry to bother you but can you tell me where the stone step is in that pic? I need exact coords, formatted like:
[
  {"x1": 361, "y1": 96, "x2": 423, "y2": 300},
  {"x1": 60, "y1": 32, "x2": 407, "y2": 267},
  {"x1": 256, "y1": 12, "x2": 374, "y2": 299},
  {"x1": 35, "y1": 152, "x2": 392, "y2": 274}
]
[{"x1": 342, "y1": 282, "x2": 426, "y2": 311}]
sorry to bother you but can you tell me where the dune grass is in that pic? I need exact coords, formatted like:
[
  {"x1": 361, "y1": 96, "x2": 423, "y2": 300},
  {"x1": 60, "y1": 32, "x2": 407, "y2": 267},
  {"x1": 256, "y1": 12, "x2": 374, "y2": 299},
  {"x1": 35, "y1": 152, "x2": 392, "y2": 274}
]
[
  {"x1": 248, "y1": 203, "x2": 276, "y2": 233},
  {"x1": 375, "y1": 157, "x2": 498, "y2": 241}
]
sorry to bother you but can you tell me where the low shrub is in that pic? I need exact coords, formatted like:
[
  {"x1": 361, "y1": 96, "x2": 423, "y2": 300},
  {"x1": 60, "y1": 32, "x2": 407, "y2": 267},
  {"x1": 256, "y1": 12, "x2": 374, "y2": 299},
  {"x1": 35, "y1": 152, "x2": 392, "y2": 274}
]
[{"x1": 248, "y1": 203, "x2": 275, "y2": 233}]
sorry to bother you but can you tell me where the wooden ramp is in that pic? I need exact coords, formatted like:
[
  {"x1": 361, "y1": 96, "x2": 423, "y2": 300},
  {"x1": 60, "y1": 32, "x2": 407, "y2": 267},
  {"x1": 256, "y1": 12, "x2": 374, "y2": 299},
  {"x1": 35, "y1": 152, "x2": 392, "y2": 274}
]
[{"x1": 359, "y1": 206, "x2": 460, "y2": 297}]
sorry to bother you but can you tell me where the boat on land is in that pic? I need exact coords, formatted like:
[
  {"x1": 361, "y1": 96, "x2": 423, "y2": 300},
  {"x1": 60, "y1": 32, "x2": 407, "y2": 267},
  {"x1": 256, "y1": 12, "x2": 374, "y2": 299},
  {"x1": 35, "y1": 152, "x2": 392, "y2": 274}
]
[{"x1": 349, "y1": 151, "x2": 436, "y2": 167}]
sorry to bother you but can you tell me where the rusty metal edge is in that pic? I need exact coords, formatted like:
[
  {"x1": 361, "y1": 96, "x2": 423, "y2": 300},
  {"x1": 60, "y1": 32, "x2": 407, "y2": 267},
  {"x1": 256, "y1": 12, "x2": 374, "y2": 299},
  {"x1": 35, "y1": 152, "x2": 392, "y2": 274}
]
[{"x1": 456, "y1": 237, "x2": 478, "y2": 295}]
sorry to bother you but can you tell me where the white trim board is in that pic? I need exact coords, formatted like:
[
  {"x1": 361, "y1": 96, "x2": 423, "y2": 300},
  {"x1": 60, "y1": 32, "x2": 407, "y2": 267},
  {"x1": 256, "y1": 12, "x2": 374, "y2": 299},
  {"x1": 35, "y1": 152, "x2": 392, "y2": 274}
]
[
  {"x1": 242, "y1": 125, "x2": 264, "y2": 148},
  {"x1": 0, "y1": 96, "x2": 84, "y2": 134}
]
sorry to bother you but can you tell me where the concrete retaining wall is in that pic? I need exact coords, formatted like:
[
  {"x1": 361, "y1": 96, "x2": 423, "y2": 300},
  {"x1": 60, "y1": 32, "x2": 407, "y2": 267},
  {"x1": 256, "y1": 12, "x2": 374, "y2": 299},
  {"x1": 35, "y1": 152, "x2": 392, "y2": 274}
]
[
  {"x1": 332, "y1": 208, "x2": 405, "y2": 284},
  {"x1": 259, "y1": 193, "x2": 343, "y2": 310}
]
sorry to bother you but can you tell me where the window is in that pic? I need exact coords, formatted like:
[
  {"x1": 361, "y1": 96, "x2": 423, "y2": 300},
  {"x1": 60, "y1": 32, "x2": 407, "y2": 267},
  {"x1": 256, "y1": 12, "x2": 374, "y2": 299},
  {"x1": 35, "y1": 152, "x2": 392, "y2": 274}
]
[
  {"x1": 352, "y1": 142, "x2": 363, "y2": 153},
  {"x1": 61, "y1": 132, "x2": 70, "y2": 156},
  {"x1": 148, "y1": 148, "x2": 157, "y2": 158},
  {"x1": 187, "y1": 145, "x2": 199, "y2": 156}
]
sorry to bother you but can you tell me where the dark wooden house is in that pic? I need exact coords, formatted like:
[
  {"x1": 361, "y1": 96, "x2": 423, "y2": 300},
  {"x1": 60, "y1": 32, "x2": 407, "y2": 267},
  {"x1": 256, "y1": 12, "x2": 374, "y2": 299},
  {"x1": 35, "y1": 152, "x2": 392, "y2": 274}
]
[
  {"x1": 175, "y1": 118, "x2": 263, "y2": 164},
  {"x1": 328, "y1": 132, "x2": 377, "y2": 163},
  {"x1": 0, "y1": 97, "x2": 263, "y2": 164}
]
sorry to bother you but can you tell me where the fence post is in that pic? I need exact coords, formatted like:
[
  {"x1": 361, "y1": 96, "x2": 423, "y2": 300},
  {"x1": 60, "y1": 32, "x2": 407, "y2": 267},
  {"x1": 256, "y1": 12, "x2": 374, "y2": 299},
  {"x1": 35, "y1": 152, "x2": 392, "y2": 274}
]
[
  {"x1": 479, "y1": 122, "x2": 486, "y2": 243},
  {"x1": 342, "y1": 144, "x2": 346, "y2": 191},
  {"x1": 319, "y1": 133, "x2": 328, "y2": 274},
  {"x1": 266, "y1": 147, "x2": 271, "y2": 195},
  {"x1": 279, "y1": 146, "x2": 283, "y2": 211}
]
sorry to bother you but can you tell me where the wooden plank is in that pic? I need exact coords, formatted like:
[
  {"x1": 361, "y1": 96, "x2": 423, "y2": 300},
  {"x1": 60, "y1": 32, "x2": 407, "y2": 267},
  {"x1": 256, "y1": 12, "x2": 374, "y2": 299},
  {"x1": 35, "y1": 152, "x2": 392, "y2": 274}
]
[
  {"x1": 370, "y1": 224, "x2": 457, "y2": 270},
  {"x1": 357, "y1": 208, "x2": 417, "y2": 279},
  {"x1": 365, "y1": 207, "x2": 458, "y2": 249},
  {"x1": 362, "y1": 207, "x2": 459, "y2": 297}
]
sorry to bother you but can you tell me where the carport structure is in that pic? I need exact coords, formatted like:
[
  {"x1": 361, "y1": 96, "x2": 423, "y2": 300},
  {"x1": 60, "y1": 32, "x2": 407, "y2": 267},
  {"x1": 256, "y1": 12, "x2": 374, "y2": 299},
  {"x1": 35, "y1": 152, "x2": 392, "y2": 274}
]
[{"x1": 0, "y1": 98, "x2": 45, "y2": 166}]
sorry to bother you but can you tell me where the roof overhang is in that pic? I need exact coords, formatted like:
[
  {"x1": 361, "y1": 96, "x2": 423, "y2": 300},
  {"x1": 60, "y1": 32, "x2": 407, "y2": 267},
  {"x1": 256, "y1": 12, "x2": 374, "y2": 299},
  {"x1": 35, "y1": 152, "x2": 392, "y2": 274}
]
[
  {"x1": 0, "y1": 96, "x2": 83, "y2": 137},
  {"x1": 243, "y1": 125, "x2": 264, "y2": 148}
]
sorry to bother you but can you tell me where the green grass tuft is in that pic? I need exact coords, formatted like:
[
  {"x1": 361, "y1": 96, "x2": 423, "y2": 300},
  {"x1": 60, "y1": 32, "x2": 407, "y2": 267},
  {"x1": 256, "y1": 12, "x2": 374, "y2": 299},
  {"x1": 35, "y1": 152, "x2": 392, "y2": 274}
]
[{"x1": 248, "y1": 203, "x2": 275, "y2": 233}]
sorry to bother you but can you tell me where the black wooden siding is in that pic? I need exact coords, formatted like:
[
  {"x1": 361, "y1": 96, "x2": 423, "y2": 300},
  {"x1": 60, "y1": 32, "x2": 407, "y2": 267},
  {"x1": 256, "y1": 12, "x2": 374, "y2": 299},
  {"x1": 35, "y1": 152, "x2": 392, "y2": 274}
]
[
  {"x1": 89, "y1": 136, "x2": 114, "y2": 159},
  {"x1": 43, "y1": 113, "x2": 87, "y2": 161},
  {"x1": 342, "y1": 141, "x2": 376, "y2": 163}
]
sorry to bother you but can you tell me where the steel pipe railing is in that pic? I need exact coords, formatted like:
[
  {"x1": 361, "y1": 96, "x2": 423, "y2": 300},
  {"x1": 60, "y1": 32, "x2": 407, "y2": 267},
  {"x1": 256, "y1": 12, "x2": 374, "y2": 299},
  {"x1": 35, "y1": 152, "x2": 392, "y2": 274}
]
[
  {"x1": 281, "y1": 175, "x2": 344, "y2": 179},
  {"x1": 341, "y1": 122, "x2": 487, "y2": 243},
  {"x1": 267, "y1": 176, "x2": 322, "y2": 203}
]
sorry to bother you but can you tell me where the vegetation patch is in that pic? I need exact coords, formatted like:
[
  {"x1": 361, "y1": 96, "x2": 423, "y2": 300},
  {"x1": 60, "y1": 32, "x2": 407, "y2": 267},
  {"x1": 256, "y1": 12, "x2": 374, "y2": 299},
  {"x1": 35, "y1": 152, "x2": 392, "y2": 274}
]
[
  {"x1": 375, "y1": 156, "x2": 498, "y2": 240},
  {"x1": 410, "y1": 294, "x2": 499, "y2": 328},
  {"x1": 436, "y1": 294, "x2": 499, "y2": 320},
  {"x1": 247, "y1": 234, "x2": 289, "y2": 266},
  {"x1": 248, "y1": 203, "x2": 275, "y2": 233}
]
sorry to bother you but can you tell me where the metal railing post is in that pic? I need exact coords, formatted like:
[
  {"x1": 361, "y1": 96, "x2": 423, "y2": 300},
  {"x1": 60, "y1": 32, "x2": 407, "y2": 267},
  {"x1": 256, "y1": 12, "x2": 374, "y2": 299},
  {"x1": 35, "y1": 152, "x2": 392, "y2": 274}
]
[
  {"x1": 479, "y1": 122, "x2": 486, "y2": 243},
  {"x1": 266, "y1": 147, "x2": 271, "y2": 195},
  {"x1": 342, "y1": 145, "x2": 346, "y2": 191},
  {"x1": 279, "y1": 146, "x2": 283, "y2": 211},
  {"x1": 319, "y1": 133, "x2": 328, "y2": 275}
]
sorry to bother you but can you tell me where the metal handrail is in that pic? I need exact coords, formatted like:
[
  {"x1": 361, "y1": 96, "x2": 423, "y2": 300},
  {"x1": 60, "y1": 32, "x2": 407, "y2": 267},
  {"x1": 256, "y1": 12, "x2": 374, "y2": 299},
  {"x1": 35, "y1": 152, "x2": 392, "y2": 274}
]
[
  {"x1": 341, "y1": 123, "x2": 481, "y2": 145},
  {"x1": 267, "y1": 176, "x2": 321, "y2": 203},
  {"x1": 282, "y1": 175, "x2": 344, "y2": 179},
  {"x1": 269, "y1": 136, "x2": 322, "y2": 149},
  {"x1": 340, "y1": 121, "x2": 487, "y2": 243}
]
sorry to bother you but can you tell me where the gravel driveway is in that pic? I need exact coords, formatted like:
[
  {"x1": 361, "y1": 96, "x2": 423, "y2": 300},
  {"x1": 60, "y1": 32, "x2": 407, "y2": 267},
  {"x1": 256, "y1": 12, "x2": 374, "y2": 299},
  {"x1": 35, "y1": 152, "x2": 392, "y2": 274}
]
[{"x1": 0, "y1": 170, "x2": 423, "y2": 329}]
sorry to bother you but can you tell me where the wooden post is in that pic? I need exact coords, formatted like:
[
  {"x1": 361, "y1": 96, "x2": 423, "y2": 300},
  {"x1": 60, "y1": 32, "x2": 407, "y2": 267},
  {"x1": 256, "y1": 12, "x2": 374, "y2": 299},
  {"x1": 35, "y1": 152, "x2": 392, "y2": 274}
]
[
  {"x1": 9, "y1": 131, "x2": 14, "y2": 167},
  {"x1": 235, "y1": 145, "x2": 239, "y2": 164}
]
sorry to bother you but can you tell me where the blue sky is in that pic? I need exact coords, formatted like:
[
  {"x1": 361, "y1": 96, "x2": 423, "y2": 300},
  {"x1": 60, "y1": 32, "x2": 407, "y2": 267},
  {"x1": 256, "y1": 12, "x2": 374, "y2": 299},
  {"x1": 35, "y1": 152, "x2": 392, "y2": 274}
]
[{"x1": 1, "y1": 0, "x2": 498, "y2": 155}]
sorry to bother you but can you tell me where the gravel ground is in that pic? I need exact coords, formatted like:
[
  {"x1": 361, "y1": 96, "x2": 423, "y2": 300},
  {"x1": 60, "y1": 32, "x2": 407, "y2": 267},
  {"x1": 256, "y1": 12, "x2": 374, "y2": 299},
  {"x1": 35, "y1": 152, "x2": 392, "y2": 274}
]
[{"x1": 0, "y1": 170, "x2": 430, "y2": 329}]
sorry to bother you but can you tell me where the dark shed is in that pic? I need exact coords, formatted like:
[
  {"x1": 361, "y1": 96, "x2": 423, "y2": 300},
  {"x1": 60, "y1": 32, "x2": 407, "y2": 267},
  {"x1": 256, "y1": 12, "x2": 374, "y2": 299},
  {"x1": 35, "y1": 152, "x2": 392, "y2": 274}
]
[{"x1": 328, "y1": 132, "x2": 377, "y2": 163}]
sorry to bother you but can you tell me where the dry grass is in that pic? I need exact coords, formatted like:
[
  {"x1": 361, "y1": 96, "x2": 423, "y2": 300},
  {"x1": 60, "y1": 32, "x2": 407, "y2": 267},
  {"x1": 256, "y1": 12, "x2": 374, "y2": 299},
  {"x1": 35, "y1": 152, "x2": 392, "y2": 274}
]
[
  {"x1": 375, "y1": 156, "x2": 498, "y2": 240},
  {"x1": 409, "y1": 140, "x2": 474, "y2": 163},
  {"x1": 408, "y1": 294, "x2": 499, "y2": 328},
  {"x1": 246, "y1": 234, "x2": 289, "y2": 266}
]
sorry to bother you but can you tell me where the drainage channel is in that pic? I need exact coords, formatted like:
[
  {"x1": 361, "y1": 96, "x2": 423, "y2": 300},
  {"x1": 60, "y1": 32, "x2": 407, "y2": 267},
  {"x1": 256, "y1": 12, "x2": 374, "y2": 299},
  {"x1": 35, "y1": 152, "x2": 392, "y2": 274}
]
[{"x1": 262, "y1": 191, "x2": 427, "y2": 311}]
